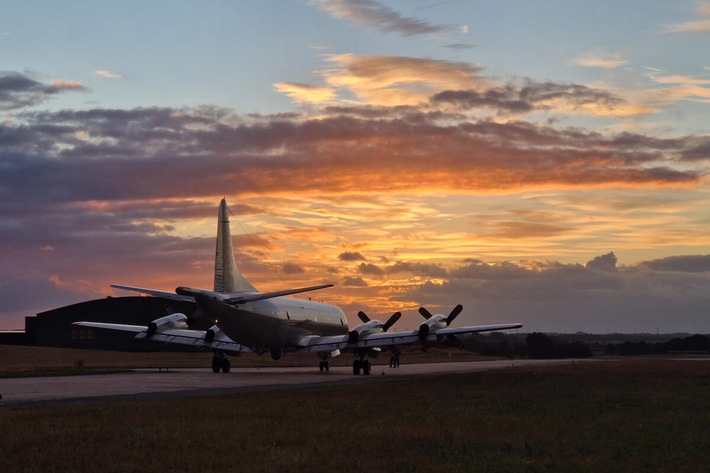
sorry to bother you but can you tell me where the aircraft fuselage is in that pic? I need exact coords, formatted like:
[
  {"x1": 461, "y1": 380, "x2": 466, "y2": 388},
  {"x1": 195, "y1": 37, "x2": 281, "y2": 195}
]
[{"x1": 195, "y1": 293, "x2": 348, "y2": 354}]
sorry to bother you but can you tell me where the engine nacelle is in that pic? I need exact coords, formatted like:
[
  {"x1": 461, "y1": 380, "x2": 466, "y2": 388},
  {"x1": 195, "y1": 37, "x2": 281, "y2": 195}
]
[
  {"x1": 366, "y1": 347, "x2": 382, "y2": 358},
  {"x1": 348, "y1": 320, "x2": 385, "y2": 343},
  {"x1": 146, "y1": 313, "x2": 188, "y2": 337},
  {"x1": 418, "y1": 314, "x2": 446, "y2": 337}
]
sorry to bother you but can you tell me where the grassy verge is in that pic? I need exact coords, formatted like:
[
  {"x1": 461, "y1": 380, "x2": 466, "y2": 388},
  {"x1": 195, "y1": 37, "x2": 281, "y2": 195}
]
[{"x1": 2, "y1": 358, "x2": 709, "y2": 472}]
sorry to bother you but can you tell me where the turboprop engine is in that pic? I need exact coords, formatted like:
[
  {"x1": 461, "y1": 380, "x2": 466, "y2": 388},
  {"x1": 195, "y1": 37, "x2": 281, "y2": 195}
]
[
  {"x1": 418, "y1": 305, "x2": 463, "y2": 349},
  {"x1": 145, "y1": 313, "x2": 189, "y2": 337},
  {"x1": 348, "y1": 311, "x2": 401, "y2": 343}
]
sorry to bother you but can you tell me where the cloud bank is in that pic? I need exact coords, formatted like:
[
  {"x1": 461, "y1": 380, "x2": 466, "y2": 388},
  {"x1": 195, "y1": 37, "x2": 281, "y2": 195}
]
[{"x1": 1, "y1": 66, "x2": 709, "y2": 333}]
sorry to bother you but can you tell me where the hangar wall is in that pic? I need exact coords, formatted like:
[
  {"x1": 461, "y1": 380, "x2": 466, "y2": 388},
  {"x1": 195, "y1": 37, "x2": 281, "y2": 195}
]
[{"x1": 27, "y1": 296, "x2": 208, "y2": 351}]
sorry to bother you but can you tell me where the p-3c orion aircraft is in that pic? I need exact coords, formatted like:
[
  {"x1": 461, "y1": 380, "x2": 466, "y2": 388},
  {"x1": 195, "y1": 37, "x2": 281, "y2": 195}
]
[{"x1": 75, "y1": 199, "x2": 522, "y2": 375}]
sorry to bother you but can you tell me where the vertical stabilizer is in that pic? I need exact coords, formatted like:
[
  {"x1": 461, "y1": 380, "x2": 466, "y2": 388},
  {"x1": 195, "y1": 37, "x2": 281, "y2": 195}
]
[{"x1": 214, "y1": 199, "x2": 257, "y2": 293}]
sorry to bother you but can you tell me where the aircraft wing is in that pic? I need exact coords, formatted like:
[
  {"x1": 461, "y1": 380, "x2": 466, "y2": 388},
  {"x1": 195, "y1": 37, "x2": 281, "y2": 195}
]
[
  {"x1": 135, "y1": 328, "x2": 252, "y2": 353},
  {"x1": 348, "y1": 323, "x2": 523, "y2": 347},
  {"x1": 293, "y1": 323, "x2": 522, "y2": 353},
  {"x1": 73, "y1": 319, "x2": 251, "y2": 354},
  {"x1": 432, "y1": 323, "x2": 523, "y2": 336},
  {"x1": 296, "y1": 334, "x2": 350, "y2": 352},
  {"x1": 111, "y1": 284, "x2": 196, "y2": 302}
]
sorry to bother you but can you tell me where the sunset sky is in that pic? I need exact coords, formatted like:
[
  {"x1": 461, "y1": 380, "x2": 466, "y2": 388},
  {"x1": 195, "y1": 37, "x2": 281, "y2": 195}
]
[{"x1": 2, "y1": 1, "x2": 710, "y2": 333}]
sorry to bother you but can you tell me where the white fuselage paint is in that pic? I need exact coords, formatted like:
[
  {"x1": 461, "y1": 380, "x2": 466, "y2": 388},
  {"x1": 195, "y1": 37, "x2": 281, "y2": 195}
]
[{"x1": 196, "y1": 294, "x2": 348, "y2": 352}]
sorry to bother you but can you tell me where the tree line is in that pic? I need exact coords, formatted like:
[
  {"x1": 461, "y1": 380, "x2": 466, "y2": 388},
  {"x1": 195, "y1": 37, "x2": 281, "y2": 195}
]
[{"x1": 458, "y1": 332, "x2": 710, "y2": 359}]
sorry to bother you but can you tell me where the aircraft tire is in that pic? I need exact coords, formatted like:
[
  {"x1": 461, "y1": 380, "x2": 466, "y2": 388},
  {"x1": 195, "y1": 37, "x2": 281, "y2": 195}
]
[
  {"x1": 325, "y1": 362, "x2": 329, "y2": 372},
  {"x1": 221, "y1": 358, "x2": 231, "y2": 373},
  {"x1": 363, "y1": 360, "x2": 371, "y2": 376},
  {"x1": 353, "y1": 359, "x2": 362, "y2": 375},
  {"x1": 319, "y1": 361, "x2": 325, "y2": 372},
  {"x1": 212, "y1": 357, "x2": 221, "y2": 373}
]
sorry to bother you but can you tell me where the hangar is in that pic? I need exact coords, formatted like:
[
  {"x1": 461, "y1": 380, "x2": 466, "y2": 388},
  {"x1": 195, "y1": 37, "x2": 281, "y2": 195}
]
[{"x1": 8, "y1": 297, "x2": 207, "y2": 351}]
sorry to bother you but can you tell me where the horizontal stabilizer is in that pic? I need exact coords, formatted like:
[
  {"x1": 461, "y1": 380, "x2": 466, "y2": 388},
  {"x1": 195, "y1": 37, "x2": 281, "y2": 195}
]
[
  {"x1": 73, "y1": 321, "x2": 146, "y2": 333},
  {"x1": 111, "y1": 284, "x2": 196, "y2": 302},
  {"x1": 224, "y1": 284, "x2": 334, "y2": 304}
]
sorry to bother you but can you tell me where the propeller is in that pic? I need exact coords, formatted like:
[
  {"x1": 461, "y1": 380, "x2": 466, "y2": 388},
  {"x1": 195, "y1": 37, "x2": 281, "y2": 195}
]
[
  {"x1": 357, "y1": 311, "x2": 401, "y2": 332},
  {"x1": 446, "y1": 304, "x2": 463, "y2": 326},
  {"x1": 418, "y1": 304, "x2": 463, "y2": 326},
  {"x1": 383, "y1": 312, "x2": 401, "y2": 331}
]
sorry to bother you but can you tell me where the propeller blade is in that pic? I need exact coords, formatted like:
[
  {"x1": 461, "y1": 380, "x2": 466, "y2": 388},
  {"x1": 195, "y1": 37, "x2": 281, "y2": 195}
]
[
  {"x1": 418, "y1": 307, "x2": 434, "y2": 320},
  {"x1": 382, "y1": 312, "x2": 401, "y2": 332},
  {"x1": 445, "y1": 304, "x2": 463, "y2": 326},
  {"x1": 357, "y1": 311, "x2": 370, "y2": 323}
]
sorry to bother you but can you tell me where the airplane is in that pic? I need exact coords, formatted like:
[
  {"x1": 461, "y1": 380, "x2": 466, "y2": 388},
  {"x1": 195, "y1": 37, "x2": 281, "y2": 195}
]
[{"x1": 75, "y1": 199, "x2": 522, "y2": 375}]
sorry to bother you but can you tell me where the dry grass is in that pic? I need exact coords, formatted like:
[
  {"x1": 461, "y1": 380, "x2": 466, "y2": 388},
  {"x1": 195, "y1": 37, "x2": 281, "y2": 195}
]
[{"x1": 2, "y1": 358, "x2": 709, "y2": 472}]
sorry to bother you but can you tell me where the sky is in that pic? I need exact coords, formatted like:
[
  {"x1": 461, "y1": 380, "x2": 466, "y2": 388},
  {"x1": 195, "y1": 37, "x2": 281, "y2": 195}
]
[{"x1": 2, "y1": 0, "x2": 710, "y2": 333}]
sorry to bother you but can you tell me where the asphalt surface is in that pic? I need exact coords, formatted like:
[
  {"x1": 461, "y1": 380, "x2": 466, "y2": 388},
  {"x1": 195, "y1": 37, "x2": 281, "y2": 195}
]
[{"x1": 0, "y1": 359, "x2": 589, "y2": 408}]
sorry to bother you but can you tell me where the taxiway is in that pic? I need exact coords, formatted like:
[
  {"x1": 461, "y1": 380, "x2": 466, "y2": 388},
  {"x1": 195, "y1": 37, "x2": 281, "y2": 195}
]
[{"x1": 0, "y1": 359, "x2": 589, "y2": 408}]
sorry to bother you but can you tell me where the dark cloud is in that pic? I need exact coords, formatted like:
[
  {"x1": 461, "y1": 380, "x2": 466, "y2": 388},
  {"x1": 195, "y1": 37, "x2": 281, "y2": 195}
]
[
  {"x1": 312, "y1": 0, "x2": 450, "y2": 37},
  {"x1": 404, "y1": 255, "x2": 710, "y2": 333},
  {"x1": 358, "y1": 262, "x2": 384, "y2": 276},
  {"x1": 450, "y1": 259, "x2": 533, "y2": 281},
  {"x1": 0, "y1": 72, "x2": 86, "y2": 110},
  {"x1": 338, "y1": 251, "x2": 366, "y2": 261},
  {"x1": 641, "y1": 255, "x2": 710, "y2": 272},
  {"x1": 1, "y1": 106, "x2": 704, "y2": 208},
  {"x1": 484, "y1": 221, "x2": 570, "y2": 239},
  {"x1": 586, "y1": 252, "x2": 618, "y2": 272},
  {"x1": 681, "y1": 139, "x2": 710, "y2": 161},
  {"x1": 282, "y1": 262, "x2": 306, "y2": 274},
  {"x1": 444, "y1": 43, "x2": 476, "y2": 50},
  {"x1": 387, "y1": 261, "x2": 447, "y2": 278},
  {"x1": 342, "y1": 276, "x2": 368, "y2": 287},
  {"x1": 431, "y1": 80, "x2": 625, "y2": 115}
]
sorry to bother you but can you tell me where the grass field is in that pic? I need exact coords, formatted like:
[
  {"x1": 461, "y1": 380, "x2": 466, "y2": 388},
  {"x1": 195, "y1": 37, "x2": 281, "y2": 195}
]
[{"x1": 1, "y1": 357, "x2": 709, "y2": 472}]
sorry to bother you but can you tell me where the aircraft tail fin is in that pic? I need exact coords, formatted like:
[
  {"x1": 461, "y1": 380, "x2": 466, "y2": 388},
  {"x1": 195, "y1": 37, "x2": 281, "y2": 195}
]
[{"x1": 214, "y1": 198, "x2": 257, "y2": 293}]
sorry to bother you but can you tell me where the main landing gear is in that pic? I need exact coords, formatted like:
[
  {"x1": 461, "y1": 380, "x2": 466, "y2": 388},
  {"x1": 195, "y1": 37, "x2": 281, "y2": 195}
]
[
  {"x1": 212, "y1": 351, "x2": 231, "y2": 373},
  {"x1": 352, "y1": 358, "x2": 372, "y2": 375},
  {"x1": 318, "y1": 352, "x2": 330, "y2": 372}
]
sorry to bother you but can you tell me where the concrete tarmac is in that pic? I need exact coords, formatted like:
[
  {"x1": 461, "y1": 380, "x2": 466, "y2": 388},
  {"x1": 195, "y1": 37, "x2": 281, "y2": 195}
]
[{"x1": 0, "y1": 359, "x2": 588, "y2": 408}]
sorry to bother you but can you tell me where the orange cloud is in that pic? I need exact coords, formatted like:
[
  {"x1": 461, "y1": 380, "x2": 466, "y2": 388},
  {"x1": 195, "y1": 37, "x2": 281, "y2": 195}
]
[
  {"x1": 574, "y1": 50, "x2": 629, "y2": 69},
  {"x1": 95, "y1": 70, "x2": 124, "y2": 79},
  {"x1": 49, "y1": 79, "x2": 85, "y2": 91},
  {"x1": 664, "y1": 2, "x2": 710, "y2": 33},
  {"x1": 275, "y1": 54, "x2": 645, "y2": 118},
  {"x1": 322, "y1": 54, "x2": 489, "y2": 106},
  {"x1": 273, "y1": 82, "x2": 336, "y2": 104}
]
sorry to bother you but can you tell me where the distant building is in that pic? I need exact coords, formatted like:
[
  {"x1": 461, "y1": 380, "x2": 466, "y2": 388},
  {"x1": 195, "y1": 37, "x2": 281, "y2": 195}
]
[
  {"x1": 0, "y1": 331, "x2": 26, "y2": 345},
  {"x1": 2, "y1": 297, "x2": 206, "y2": 351}
]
